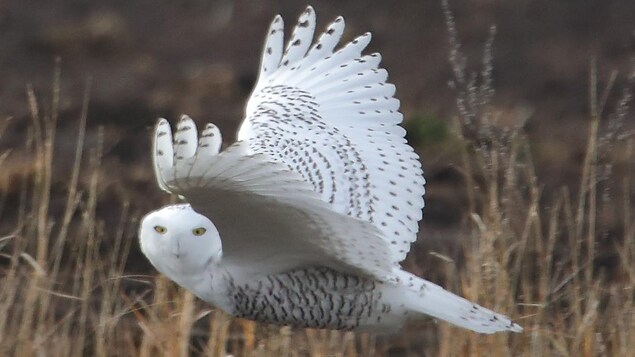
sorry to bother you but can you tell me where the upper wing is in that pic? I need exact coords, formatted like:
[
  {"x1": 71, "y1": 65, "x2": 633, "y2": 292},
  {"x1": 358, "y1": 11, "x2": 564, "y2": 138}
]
[
  {"x1": 237, "y1": 6, "x2": 425, "y2": 264},
  {"x1": 153, "y1": 117, "x2": 398, "y2": 281}
]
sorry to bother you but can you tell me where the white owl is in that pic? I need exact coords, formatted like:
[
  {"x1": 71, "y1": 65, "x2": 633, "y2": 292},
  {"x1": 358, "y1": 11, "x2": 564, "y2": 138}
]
[{"x1": 139, "y1": 6, "x2": 522, "y2": 333}]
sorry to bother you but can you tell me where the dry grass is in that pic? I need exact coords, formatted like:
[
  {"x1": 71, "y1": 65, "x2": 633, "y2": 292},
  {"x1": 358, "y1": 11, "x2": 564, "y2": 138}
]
[{"x1": 1, "y1": 6, "x2": 634, "y2": 357}]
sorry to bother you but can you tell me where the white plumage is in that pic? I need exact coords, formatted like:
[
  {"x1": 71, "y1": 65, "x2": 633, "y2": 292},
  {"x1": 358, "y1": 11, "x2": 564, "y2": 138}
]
[{"x1": 139, "y1": 6, "x2": 522, "y2": 334}]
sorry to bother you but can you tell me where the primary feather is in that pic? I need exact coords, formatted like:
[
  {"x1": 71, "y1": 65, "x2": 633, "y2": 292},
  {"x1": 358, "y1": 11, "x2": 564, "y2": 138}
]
[
  {"x1": 140, "y1": 5, "x2": 522, "y2": 334},
  {"x1": 240, "y1": 7, "x2": 424, "y2": 263}
]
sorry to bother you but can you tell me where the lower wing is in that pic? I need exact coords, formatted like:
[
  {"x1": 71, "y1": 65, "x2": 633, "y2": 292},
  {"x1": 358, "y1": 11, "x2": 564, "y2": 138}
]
[{"x1": 152, "y1": 117, "x2": 399, "y2": 281}]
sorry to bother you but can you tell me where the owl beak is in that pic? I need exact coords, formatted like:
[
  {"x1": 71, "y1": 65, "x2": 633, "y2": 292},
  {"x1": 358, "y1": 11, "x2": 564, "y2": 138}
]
[{"x1": 169, "y1": 239, "x2": 181, "y2": 258}]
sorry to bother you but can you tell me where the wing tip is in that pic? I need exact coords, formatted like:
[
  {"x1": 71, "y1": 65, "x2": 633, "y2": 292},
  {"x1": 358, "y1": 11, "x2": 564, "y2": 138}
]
[
  {"x1": 153, "y1": 117, "x2": 174, "y2": 191},
  {"x1": 153, "y1": 118, "x2": 173, "y2": 163},
  {"x1": 355, "y1": 32, "x2": 372, "y2": 49},
  {"x1": 260, "y1": 14, "x2": 285, "y2": 78},
  {"x1": 178, "y1": 114, "x2": 194, "y2": 126},
  {"x1": 174, "y1": 114, "x2": 198, "y2": 159},
  {"x1": 200, "y1": 122, "x2": 223, "y2": 155},
  {"x1": 281, "y1": 5, "x2": 318, "y2": 66}
]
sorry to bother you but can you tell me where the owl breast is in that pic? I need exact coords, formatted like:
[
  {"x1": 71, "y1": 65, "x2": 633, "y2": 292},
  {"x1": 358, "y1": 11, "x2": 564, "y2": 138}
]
[{"x1": 225, "y1": 267, "x2": 395, "y2": 330}]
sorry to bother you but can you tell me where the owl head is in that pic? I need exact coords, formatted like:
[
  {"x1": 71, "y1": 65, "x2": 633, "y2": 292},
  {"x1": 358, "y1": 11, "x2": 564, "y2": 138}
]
[{"x1": 139, "y1": 204, "x2": 222, "y2": 283}]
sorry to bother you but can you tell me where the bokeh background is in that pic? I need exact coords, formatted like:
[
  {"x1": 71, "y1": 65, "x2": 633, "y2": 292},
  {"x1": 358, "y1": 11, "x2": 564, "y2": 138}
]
[
  {"x1": 1, "y1": 0, "x2": 634, "y2": 355},
  {"x1": 2, "y1": 0, "x2": 634, "y2": 230}
]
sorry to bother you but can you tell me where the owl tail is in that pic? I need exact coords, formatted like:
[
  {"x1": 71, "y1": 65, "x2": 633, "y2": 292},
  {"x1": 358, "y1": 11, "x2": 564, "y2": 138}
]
[{"x1": 395, "y1": 271, "x2": 522, "y2": 334}]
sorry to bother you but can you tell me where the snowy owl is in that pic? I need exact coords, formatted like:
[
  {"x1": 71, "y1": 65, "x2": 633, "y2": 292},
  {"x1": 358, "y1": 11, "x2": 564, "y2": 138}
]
[{"x1": 139, "y1": 6, "x2": 522, "y2": 334}]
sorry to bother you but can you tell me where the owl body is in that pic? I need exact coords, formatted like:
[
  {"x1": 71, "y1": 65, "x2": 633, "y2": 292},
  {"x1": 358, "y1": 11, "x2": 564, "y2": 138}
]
[
  {"x1": 225, "y1": 266, "x2": 399, "y2": 331},
  {"x1": 139, "y1": 6, "x2": 522, "y2": 334}
]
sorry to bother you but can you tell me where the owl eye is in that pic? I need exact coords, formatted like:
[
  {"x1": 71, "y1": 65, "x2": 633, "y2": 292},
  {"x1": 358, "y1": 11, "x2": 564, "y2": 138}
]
[
  {"x1": 192, "y1": 227, "x2": 207, "y2": 236},
  {"x1": 154, "y1": 225, "x2": 167, "y2": 234}
]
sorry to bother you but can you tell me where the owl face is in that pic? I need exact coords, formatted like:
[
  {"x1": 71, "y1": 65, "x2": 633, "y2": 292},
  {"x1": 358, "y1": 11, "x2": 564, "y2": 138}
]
[{"x1": 139, "y1": 205, "x2": 222, "y2": 280}]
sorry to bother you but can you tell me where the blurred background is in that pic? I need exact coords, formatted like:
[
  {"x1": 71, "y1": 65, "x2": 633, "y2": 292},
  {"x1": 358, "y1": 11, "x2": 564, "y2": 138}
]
[
  {"x1": 0, "y1": 1, "x2": 634, "y2": 355},
  {"x1": 1, "y1": 0, "x2": 634, "y2": 231},
  {"x1": 1, "y1": 2, "x2": 633, "y2": 200}
]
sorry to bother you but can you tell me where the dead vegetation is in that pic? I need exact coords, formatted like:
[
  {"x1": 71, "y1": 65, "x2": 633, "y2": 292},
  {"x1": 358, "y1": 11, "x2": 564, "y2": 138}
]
[{"x1": 0, "y1": 3, "x2": 634, "y2": 356}]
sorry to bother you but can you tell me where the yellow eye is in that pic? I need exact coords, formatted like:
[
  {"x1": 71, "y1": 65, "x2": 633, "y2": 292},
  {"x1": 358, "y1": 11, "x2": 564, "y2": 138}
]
[
  {"x1": 192, "y1": 227, "x2": 207, "y2": 236},
  {"x1": 154, "y1": 225, "x2": 167, "y2": 234}
]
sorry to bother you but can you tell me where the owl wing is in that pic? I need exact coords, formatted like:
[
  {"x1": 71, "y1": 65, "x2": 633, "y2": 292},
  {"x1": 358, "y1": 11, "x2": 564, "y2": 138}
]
[
  {"x1": 237, "y1": 6, "x2": 425, "y2": 264},
  {"x1": 152, "y1": 7, "x2": 426, "y2": 279},
  {"x1": 153, "y1": 117, "x2": 398, "y2": 281}
]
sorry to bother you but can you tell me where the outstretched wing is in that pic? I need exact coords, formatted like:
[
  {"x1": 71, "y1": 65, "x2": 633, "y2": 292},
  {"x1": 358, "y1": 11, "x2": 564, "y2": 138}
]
[
  {"x1": 153, "y1": 117, "x2": 398, "y2": 281},
  {"x1": 238, "y1": 6, "x2": 425, "y2": 264}
]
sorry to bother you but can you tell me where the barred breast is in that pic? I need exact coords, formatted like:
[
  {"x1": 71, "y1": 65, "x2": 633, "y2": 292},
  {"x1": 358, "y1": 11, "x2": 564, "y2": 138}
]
[{"x1": 226, "y1": 267, "x2": 399, "y2": 330}]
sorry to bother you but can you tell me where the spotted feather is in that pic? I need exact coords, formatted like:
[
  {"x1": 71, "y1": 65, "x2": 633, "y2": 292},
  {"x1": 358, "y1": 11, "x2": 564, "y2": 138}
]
[
  {"x1": 144, "y1": 6, "x2": 521, "y2": 335},
  {"x1": 240, "y1": 6, "x2": 425, "y2": 263}
]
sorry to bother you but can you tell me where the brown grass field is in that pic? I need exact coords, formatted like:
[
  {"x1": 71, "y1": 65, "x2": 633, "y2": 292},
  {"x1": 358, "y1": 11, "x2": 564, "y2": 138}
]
[{"x1": 1, "y1": 2, "x2": 634, "y2": 356}]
